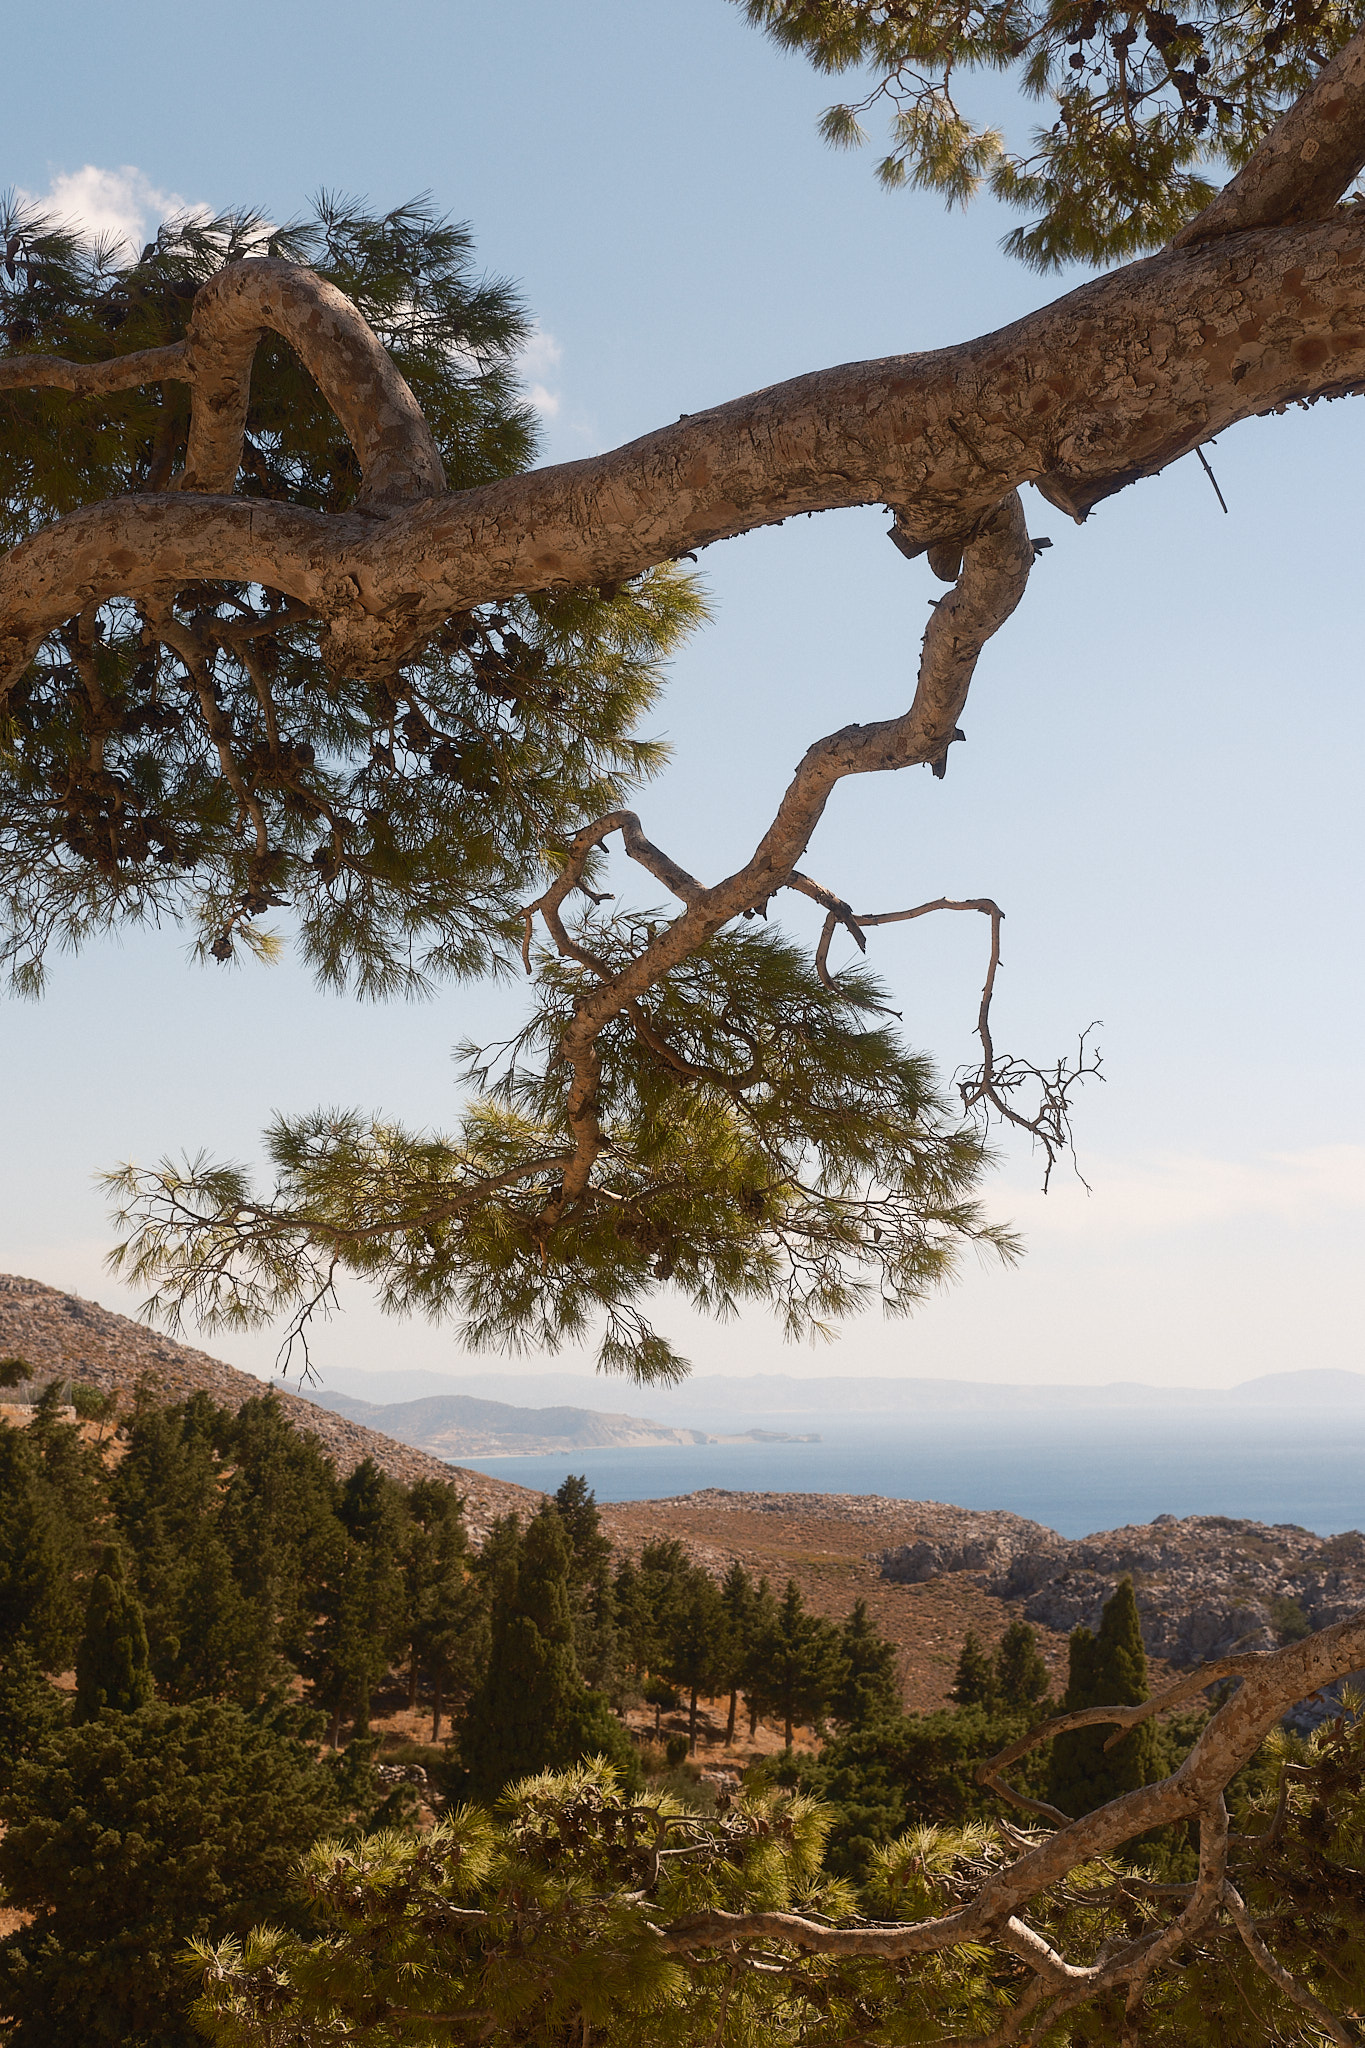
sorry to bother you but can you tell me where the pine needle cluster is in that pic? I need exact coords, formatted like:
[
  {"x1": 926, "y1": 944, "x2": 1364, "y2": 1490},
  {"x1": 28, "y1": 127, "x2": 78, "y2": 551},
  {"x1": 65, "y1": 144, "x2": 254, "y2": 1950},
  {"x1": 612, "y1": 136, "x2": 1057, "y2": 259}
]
[
  {"x1": 106, "y1": 923, "x2": 1016, "y2": 1380},
  {"x1": 0, "y1": 194, "x2": 701, "y2": 995},
  {"x1": 740, "y1": 0, "x2": 1362, "y2": 266}
]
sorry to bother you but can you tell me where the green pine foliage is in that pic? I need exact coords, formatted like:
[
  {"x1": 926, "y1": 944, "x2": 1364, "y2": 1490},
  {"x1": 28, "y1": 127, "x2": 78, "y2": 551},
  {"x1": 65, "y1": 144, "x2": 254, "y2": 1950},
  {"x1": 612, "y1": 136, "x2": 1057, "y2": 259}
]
[
  {"x1": 403, "y1": 1477, "x2": 482, "y2": 1741},
  {"x1": 551, "y1": 1473, "x2": 620, "y2": 1693},
  {"x1": 0, "y1": 196, "x2": 1013, "y2": 1384},
  {"x1": 0, "y1": 1646, "x2": 66, "y2": 1796},
  {"x1": 737, "y1": 0, "x2": 1361, "y2": 267},
  {"x1": 994, "y1": 1615, "x2": 1051, "y2": 1709},
  {"x1": 110, "y1": 924, "x2": 1011, "y2": 1384},
  {"x1": 0, "y1": 195, "x2": 702, "y2": 999},
  {"x1": 830, "y1": 1598, "x2": 901, "y2": 1725},
  {"x1": 784, "y1": 1699, "x2": 1051, "y2": 1881},
  {"x1": 459, "y1": 1505, "x2": 639, "y2": 1799},
  {"x1": 0, "y1": 1425, "x2": 89, "y2": 1670},
  {"x1": 185, "y1": 1720, "x2": 1365, "y2": 2048},
  {"x1": 305, "y1": 1460, "x2": 409, "y2": 1741},
  {"x1": 0, "y1": 1698, "x2": 342, "y2": 2048},
  {"x1": 73, "y1": 1547, "x2": 153, "y2": 1722},
  {"x1": 745, "y1": 1578, "x2": 846, "y2": 1748},
  {"x1": 1047, "y1": 1575, "x2": 1158, "y2": 1817},
  {"x1": 949, "y1": 1627, "x2": 996, "y2": 1708}
]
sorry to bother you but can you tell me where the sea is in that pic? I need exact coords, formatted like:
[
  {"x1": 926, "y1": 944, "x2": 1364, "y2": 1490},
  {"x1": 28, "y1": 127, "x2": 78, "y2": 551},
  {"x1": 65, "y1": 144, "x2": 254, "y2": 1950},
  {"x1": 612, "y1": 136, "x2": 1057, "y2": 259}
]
[{"x1": 453, "y1": 1410, "x2": 1365, "y2": 1540}]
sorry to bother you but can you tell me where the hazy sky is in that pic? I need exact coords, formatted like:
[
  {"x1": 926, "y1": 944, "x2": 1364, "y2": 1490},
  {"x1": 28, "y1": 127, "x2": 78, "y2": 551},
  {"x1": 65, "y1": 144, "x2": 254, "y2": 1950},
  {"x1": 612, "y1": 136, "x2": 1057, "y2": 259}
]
[{"x1": 3, "y1": 1, "x2": 1363, "y2": 1391}]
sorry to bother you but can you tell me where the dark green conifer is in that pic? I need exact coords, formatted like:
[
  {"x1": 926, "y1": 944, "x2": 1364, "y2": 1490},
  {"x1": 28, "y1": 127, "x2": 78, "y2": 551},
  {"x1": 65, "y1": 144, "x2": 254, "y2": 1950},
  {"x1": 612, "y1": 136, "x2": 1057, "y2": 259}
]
[
  {"x1": 717, "y1": 1563, "x2": 759, "y2": 1745},
  {"x1": 404, "y1": 1479, "x2": 482, "y2": 1741},
  {"x1": 994, "y1": 1620, "x2": 1050, "y2": 1712},
  {"x1": 0, "y1": 1645, "x2": 65, "y2": 1795},
  {"x1": 831, "y1": 1598, "x2": 901, "y2": 1725},
  {"x1": 307, "y1": 1460, "x2": 407, "y2": 1743},
  {"x1": 215, "y1": 1393, "x2": 342, "y2": 1703},
  {"x1": 460, "y1": 1505, "x2": 635, "y2": 1798},
  {"x1": 662, "y1": 1571, "x2": 726, "y2": 1753},
  {"x1": 552, "y1": 1475, "x2": 619, "y2": 1691},
  {"x1": 0, "y1": 1427, "x2": 81, "y2": 1670},
  {"x1": 745, "y1": 1580, "x2": 841, "y2": 1749},
  {"x1": 1047, "y1": 1577, "x2": 1156, "y2": 1818},
  {"x1": 0, "y1": 1698, "x2": 339, "y2": 2048},
  {"x1": 73, "y1": 1548, "x2": 153, "y2": 1722},
  {"x1": 950, "y1": 1629, "x2": 996, "y2": 1709}
]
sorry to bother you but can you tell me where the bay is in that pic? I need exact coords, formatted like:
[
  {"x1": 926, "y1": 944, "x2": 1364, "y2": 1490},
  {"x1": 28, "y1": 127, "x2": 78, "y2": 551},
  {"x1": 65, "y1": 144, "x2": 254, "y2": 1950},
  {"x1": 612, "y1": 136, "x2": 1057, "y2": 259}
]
[{"x1": 452, "y1": 1408, "x2": 1365, "y2": 1538}]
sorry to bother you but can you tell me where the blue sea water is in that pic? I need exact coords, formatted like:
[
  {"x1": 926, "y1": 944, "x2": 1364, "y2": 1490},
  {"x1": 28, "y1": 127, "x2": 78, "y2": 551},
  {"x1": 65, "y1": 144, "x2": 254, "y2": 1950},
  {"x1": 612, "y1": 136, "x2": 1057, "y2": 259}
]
[{"x1": 454, "y1": 1410, "x2": 1365, "y2": 1539}]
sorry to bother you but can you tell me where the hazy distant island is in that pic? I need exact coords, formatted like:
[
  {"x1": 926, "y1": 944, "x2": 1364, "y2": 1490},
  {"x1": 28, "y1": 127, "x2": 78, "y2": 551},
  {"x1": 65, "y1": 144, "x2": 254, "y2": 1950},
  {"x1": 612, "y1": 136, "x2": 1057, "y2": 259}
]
[{"x1": 308, "y1": 1387, "x2": 821, "y2": 1458}]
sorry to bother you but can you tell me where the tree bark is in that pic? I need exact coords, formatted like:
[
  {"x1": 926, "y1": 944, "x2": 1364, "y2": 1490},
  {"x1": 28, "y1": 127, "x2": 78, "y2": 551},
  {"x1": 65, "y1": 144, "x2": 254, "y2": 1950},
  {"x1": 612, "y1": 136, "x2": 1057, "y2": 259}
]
[{"x1": 7, "y1": 217, "x2": 1365, "y2": 691}]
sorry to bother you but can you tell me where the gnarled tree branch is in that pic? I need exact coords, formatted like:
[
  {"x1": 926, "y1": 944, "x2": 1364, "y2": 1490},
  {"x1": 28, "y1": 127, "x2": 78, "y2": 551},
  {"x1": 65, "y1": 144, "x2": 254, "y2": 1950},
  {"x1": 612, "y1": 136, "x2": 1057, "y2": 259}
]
[{"x1": 1173, "y1": 21, "x2": 1365, "y2": 246}]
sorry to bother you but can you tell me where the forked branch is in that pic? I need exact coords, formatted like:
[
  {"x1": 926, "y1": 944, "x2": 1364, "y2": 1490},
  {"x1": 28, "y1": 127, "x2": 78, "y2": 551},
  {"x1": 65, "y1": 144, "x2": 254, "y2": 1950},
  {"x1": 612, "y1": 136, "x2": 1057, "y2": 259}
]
[{"x1": 654, "y1": 1619, "x2": 1365, "y2": 2046}]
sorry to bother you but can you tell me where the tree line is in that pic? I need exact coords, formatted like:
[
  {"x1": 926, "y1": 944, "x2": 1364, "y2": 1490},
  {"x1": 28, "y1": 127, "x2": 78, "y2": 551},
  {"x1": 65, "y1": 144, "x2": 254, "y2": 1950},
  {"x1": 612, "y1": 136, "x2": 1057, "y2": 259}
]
[
  {"x1": 0, "y1": 1377, "x2": 906, "y2": 1766},
  {"x1": 0, "y1": 1384, "x2": 1319, "y2": 2047}
]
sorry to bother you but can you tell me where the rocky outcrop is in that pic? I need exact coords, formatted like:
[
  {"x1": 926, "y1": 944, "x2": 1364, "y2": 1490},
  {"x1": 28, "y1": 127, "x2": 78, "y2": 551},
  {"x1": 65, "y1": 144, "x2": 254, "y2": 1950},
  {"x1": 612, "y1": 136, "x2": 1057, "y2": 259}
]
[
  {"x1": 0, "y1": 1274, "x2": 536, "y2": 1536},
  {"x1": 878, "y1": 1515, "x2": 1067, "y2": 1587},
  {"x1": 877, "y1": 1508, "x2": 1365, "y2": 1669}
]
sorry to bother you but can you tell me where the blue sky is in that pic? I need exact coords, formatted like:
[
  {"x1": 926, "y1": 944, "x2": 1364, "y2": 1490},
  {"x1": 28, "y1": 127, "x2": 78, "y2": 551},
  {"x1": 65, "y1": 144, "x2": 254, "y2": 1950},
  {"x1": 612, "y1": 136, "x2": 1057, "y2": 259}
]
[{"x1": 3, "y1": 0, "x2": 1363, "y2": 1390}]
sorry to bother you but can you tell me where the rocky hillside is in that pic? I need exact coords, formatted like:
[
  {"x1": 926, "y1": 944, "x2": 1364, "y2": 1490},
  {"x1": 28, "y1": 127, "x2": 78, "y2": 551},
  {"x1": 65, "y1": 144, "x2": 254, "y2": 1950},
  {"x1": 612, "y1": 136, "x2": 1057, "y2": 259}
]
[
  {"x1": 0, "y1": 1275, "x2": 535, "y2": 1536},
  {"x1": 878, "y1": 1507, "x2": 1365, "y2": 1666}
]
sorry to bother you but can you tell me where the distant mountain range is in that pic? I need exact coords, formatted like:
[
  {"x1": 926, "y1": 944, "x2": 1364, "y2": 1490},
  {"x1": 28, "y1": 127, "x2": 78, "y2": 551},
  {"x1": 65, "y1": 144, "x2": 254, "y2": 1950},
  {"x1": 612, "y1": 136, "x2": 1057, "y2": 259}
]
[{"x1": 300, "y1": 1362, "x2": 1365, "y2": 1430}]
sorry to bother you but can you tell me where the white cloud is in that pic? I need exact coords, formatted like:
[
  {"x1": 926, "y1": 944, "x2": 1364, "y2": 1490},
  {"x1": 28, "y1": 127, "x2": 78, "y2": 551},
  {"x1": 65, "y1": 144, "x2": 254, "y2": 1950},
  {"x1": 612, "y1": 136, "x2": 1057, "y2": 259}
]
[
  {"x1": 15, "y1": 165, "x2": 208, "y2": 258},
  {"x1": 518, "y1": 320, "x2": 563, "y2": 417}
]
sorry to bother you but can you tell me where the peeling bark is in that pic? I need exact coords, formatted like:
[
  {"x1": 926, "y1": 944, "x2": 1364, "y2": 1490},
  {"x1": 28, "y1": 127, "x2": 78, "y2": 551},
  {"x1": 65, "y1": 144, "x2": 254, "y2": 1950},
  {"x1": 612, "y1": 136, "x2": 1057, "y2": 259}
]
[{"x1": 6, "y1": 214, "x2": 1365, "y2": 689}]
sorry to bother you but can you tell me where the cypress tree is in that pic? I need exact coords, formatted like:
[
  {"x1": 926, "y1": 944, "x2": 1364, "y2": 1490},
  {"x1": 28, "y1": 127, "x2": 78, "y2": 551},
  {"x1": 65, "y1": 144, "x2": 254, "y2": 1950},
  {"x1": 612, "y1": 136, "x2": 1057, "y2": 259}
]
[
  {"x1": 460, "y1": 1505, "x2": 635, "y2": 1798},
  {"x1": 831, "y1": 1598, "x2": 901, "y2": 1726},
  {"x1": 73, "y1": 1548, "x2": 153, "y2": 1723},
  {"x1": 662, "y1": 1570, "x2": 725, "y2": 1754},
  {"x1": 0, "y1": 1427, "x2": 79, "y2": 1670},
  {"x1": 552, "y1": 1475, "x2": 618, "y2": 1691},
  {"x1": 717, "y1": 1563, "x2": 758, "y2": 1746},
  {"x1": 404, "y1": 1479, "x2": 482, "y2": 1741},
  {"x1": 0, "y1": 1698, "x2": 340, "y2": 2048},
  {"x1": 0, "y1": 1645, "x2": 65, "y2": 1795},
  {"x1": 950, "y1": 1630, "x2": 996, "y2": 1709},
  {"x1": 1047, "y1": 1576, "x2": 1156, "y2": 1818},
  {"x1": 746, "y1": 1580, "x2": 841, "y2": 1749},
  {"x1": 994, "y1": 1620, "x2": 1050, "y2": 1712}
]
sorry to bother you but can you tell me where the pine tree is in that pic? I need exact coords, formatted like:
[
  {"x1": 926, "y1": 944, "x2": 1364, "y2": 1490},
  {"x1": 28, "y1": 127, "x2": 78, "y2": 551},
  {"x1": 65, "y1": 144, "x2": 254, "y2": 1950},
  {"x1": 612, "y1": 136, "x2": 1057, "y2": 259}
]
[
  {"x1": 404, "y1": 1479, "x2": 482, "y2": 1741},
  {"x1": 460, "y1": 1505, "x2": 635, "y2": 1799},
  {"x1": 830, "y1": 1598, "x2": 901, "y2": 1725},
  {"x1": 746, "y1": 1580, "x2": 841, "y2": 1749},
  {"x1": 994, "y1": 1619, "x2": 1050, "y2": 1712},
  {"x1": 73, "y1": 1547, "x2": 153, "y2": 1722},
  {"x1": 1047, "y1": 1577, "x2": 1156, "y2": 1819},
  {"x1": 0, "y1": 1698, "x2": 340, "y2": 2048},
  {"x1": 950, "y1": 1630, "x2": 995, "y2": 1709}
]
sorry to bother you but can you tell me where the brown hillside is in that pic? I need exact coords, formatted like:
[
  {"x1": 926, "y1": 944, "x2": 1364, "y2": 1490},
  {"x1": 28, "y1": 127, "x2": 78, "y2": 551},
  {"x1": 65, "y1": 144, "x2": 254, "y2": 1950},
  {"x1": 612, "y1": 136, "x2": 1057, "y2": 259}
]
[{"x1": 0, "y1": 1274, "x2": 535, "y2": 1536}]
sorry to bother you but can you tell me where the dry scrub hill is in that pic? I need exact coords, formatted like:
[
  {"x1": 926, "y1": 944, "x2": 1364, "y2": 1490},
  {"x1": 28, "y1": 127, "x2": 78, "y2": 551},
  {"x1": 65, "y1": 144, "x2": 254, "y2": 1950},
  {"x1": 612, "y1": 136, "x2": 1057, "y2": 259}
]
[{"x1": 0, "y1": 1274, "x2": 534, "y2": 1536}]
